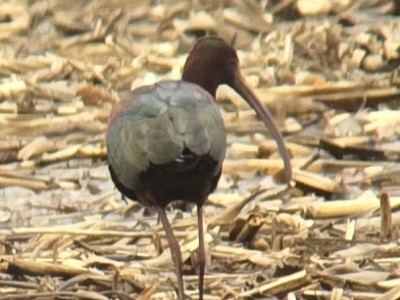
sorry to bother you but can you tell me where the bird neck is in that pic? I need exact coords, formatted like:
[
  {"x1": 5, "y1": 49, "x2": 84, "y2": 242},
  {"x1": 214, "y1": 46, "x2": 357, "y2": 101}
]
[{"x1": 182, "y1": 58, "x2": 219, "y2": 98}]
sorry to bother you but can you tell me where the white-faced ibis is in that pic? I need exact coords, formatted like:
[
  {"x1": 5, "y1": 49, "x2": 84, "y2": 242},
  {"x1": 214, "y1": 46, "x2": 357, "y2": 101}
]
[{"x1": 106, "y1": 36, "x2": 292, "y2": 300}]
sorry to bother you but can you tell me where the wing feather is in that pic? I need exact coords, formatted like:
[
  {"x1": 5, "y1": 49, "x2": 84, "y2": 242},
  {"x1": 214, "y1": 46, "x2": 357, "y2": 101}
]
[{"x1": 106, "y1": 81, "x2": 226, "y2": 190}]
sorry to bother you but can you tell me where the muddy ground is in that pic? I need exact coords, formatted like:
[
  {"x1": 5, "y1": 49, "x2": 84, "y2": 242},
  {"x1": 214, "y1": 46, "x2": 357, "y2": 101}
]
[{"x1": 0, "y1": 0, "x2": 400, "y2": 299}]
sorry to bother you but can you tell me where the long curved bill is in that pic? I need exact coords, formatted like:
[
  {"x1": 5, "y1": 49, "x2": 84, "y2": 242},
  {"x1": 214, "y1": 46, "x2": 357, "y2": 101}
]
[{"x1": 233, "y1": 74, "x2": 292, "y2": 182}]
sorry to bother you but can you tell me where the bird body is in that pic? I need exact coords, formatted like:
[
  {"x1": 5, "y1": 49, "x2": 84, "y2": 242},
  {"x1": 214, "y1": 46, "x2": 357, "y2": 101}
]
[{"x1": 107, "y1": 80, "x2": 226, "y2": 207}]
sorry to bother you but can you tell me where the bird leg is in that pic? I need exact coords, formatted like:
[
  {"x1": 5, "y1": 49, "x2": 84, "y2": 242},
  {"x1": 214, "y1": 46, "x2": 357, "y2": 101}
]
[
  {"x1": 156, "y1": 206, "x2": 185, "y2": 300},
  {"x1": 197, "y1": 203, "x2": 205, "y2": 300}
]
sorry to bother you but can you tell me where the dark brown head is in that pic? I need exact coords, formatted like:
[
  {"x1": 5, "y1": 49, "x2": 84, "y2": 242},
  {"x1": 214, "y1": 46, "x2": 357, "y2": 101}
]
[
  {"x1": 182, "y1": 37, "x2": 238, "y2": 97},
  {"x1": 182, "y1": 37, "x2": 292, "y2": 182}
]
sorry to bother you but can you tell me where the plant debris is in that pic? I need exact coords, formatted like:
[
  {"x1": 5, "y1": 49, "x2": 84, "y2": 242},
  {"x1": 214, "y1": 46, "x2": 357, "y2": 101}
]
[{"x1": 1, "y1": 0, "x2": 400, "y2": 299}]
